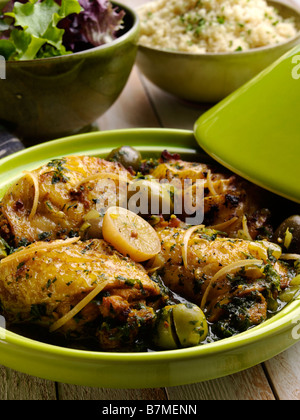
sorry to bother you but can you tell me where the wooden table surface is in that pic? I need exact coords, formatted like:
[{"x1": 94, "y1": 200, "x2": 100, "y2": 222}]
[{"x1": 1, "y1": 0, "x2": 300, "y2": 401}]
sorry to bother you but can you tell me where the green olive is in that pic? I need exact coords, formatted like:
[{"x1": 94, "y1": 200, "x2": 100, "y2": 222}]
[
  {"x1": 152, "y1": 306, "x2": 178, "y2": 350},
  {"x1": 172, "y1": 303, "x2": 208, "y2": 347},
  {"x1": 279, "y1": 286, "x2": 300, "y2": 303},
  {"x1": 107, "y1": 146, "x2": 142, "y2": 172},
  {"x1": 127, "y1": 179, "x2": 174, "y2": 217},
  {"x1": 79, "y1": 210, "x2": 103, "y2": 239},
  {"x1": 153, "y1": 303, "x2": 208, "y2": 350},
  {"x1": 273, "y1": 215, "x2": 300, "y2": 253}
]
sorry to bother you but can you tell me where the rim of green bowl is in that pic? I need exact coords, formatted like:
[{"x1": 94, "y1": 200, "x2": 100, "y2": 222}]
[
  {"x1": 137, "y1": 0, "x2": 300, "y2": 58},
  {"x1": 6, "y1": 1, "x2": 140, "y2": 64},
  {"x1": 1, "y1": 294, "x2": 299, "y2": 363},
  {"x1": 0, "y1": 128, "x2": 299, "y2": 365}
]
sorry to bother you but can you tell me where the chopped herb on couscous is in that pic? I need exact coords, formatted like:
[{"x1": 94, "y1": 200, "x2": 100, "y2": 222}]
[{"x1": 138, "y1": 0, "x2": 299, "y2": 53}]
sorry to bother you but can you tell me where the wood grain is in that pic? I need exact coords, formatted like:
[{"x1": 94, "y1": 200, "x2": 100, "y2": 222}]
[
  {"x1": 56, "y1": 384, "x2": 167, "y2": 401},
  {"x1": 166, "y1": 365, "x2": 275, "y2": 401},
  {"x1": 265, "y1": 342, "x2": 300, "y2": 400},
  {"x1": 0, "y1": 366, "x2": 56, "y2": 400}
]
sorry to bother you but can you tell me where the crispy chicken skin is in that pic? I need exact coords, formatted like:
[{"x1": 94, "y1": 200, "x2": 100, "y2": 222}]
[
  {"x1": 0, "y1": 239, "x2": 165, "y2": 349},
  {"x1": 152, "y1": 222, "x2": 290, "y2": 336},
  {"x1": 0, "y1": 155, "x2": 131, "y2": 246}
]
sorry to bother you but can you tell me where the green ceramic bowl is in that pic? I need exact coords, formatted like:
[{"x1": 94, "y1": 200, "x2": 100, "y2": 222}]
[
  {"x1": 0, "y1": 128, "x2": 300, "y2": 389},
  {"x1": 136, "y1": 0, "x2": 300, "y2": 103},
  {"x1": 0, "y1": 2, "x2": 139, "y2": 146}
]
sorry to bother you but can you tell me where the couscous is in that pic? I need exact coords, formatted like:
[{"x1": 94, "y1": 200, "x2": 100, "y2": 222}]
[{"x1": 138, "y1": 0, "x2": 299, "y2": 53}]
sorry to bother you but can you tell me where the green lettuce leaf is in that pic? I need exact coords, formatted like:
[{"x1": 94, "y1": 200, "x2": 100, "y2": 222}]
[
  {"x1": 0, "y1": 37, "x2": 15, "y2": 59},
  {"x1": 1, "y1": 0, "x2": 82, "y2": 60}
]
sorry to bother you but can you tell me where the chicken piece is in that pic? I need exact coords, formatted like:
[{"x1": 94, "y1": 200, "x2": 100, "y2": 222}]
[
  {"x1": 0, "y1": 155, "x2": 131, "y2": 247},
  {"x1": 0, "y1": 238, "x2": 165, "y2": 350},
  {"x1": 149, "y1": 156, "x2": 272, "y2": 239},
  {"x1": 151, "y1": 223, "x2": 291, "y2": 338}
]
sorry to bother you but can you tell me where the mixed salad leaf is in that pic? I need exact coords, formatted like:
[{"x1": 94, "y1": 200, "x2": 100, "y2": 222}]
[{"x1": 0, "y1": 0, "x2": 125, "y2": 60}]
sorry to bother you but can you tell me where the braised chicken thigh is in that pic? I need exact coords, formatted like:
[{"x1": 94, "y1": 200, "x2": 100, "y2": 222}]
[
  {"x1": 149, "y1": 154, "x2": 272, "y2": 239},
  {"x1": 0, "y1": 238, "x2": 165, "y2": 349},
  {"x1": 0, "y1": 148, "x2": 298, "y2": 350},
  {"x1": 0, "y1": 155, "x2": 131, "y2": 246},
  {"x1": 151, "y1": 222, "x2": 290, "y2": 338}
]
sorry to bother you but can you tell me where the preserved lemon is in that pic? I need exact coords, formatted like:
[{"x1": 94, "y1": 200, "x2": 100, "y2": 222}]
[{"x1": 102, "y1": 206, "x2": 161, "y2": 262}]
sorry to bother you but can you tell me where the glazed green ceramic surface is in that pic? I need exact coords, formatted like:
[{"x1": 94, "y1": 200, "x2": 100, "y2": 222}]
[
  {"x1": 194, "y1": 44, "x2": 300, "y2": 204},
  {"x1": 0, "y1": 2, "x2": 139, "y2": 145},
  {"x1": 136, "y1": 1, "x2": 300, "y2": 103},
  {"x1": 0, "y1": 128, "x2": 300, "y2": 388}
]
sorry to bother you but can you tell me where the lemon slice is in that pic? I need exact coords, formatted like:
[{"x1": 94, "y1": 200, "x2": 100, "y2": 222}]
[{"x1": 102, "y1": 206, "x2": 161, "y2": 262}]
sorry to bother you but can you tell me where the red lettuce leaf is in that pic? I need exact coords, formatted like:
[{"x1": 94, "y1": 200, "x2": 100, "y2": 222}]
[
  {"x1": 58, "y1": 0, "x2": 125, "y2": 52},
  {"x1": 1, "y1": 0, "x2": 125, "y2": 54}
]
